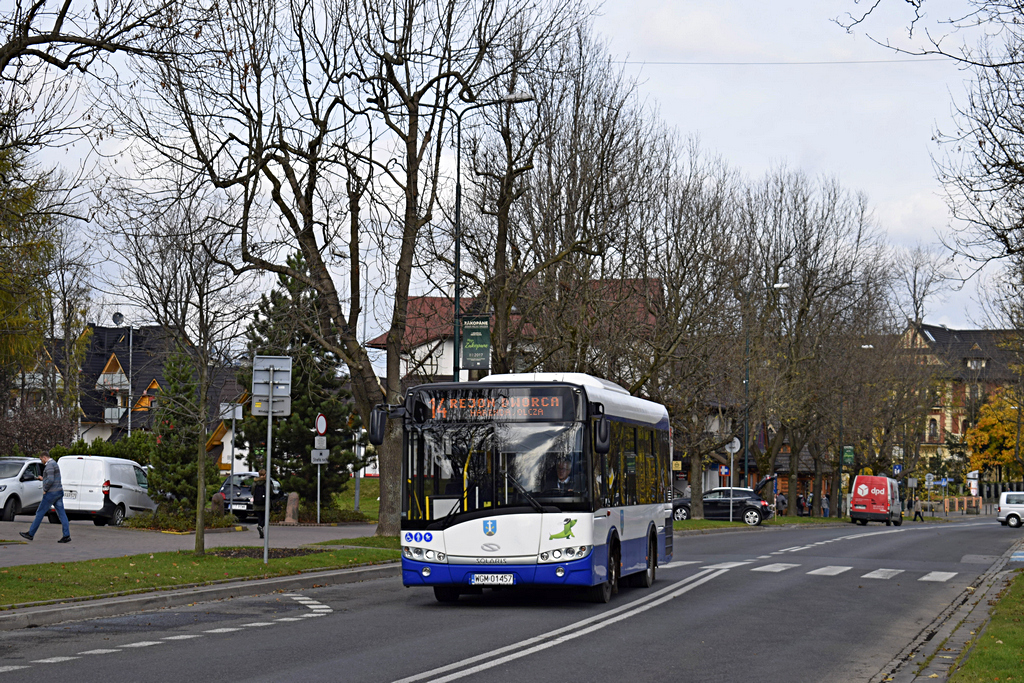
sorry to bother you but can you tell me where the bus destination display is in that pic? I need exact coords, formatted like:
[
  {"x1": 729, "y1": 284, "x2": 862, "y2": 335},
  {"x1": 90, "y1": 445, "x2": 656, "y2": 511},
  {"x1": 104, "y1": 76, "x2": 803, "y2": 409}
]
[{"x1": 415, "y1": 387, "x2": 576, "y2": 422}]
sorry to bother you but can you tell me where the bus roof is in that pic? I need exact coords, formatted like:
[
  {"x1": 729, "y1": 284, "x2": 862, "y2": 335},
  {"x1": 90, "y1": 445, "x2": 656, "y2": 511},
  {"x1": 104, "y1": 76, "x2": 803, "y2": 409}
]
[{"x1": 479, "y1": 373, "x2": 669, "y2": 429}]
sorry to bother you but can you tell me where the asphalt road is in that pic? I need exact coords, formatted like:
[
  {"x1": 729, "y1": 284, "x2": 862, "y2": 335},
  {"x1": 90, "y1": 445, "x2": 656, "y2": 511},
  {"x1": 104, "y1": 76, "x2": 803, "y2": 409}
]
[{"x1": 0, "y1": 519, "x2": 1020, "y2": 682}]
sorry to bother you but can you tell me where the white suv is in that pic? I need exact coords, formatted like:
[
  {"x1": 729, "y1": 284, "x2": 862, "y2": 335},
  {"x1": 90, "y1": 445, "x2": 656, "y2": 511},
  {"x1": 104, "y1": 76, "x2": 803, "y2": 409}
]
[
  {"x1": 997, "y1": 491, "x2": 1024, "y2": 529},
  {"x1": 0, "y1": 457, "x2": 45, "y2": 521}
]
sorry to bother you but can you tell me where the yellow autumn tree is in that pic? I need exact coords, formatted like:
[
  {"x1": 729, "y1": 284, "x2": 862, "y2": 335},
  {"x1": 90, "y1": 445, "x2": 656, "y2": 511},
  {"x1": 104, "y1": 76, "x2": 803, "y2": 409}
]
[{"x1": 965, "y1": 387, "x2": 1024, "y2": 479}]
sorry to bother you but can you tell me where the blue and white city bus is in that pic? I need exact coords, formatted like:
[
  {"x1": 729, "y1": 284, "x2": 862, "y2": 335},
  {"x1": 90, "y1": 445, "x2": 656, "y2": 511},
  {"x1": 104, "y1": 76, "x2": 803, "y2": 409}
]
[{"x1": 368, "y1": 373, "x2": 673, "y2": 603}]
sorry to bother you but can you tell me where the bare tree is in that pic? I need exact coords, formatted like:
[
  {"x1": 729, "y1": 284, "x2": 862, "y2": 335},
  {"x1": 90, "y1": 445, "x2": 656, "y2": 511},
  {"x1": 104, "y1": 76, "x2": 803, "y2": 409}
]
[
  {"x1": 102, "y1": 0, "x2": 581, "y2": 535},
  {"x1": 98, "y1": 175, "x2": 252, "y2": 554}
]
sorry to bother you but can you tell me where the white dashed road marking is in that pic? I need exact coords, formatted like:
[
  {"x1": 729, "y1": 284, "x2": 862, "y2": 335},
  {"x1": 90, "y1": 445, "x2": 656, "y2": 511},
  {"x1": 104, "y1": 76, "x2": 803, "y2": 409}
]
[
  {"x1": 751, "y1": 563, "x2": 800, "y2": 573},
  {"x1": 807, "y1": 566, "x2": 852, "y2": 576},
  {"x1": 120, "y1": 641, "x2": 164, "y2": 648},
  {"x1": 660, "y1": 561, "x2": 700, "y2": 569},
  {"x1": 862, "y1": 569, "x2": 904, "y2": 580},
  {"x1": 919, "y1": 572, "x2": 958, "y2": 582},
  {"x1": 31, "y1": 657, "x2": 78, "y2": 664},
  {"x1": 702, "y1": 562, "x2": 751, "y2": 569},
  {"x1": 242, "y1": 622, "x2": 275, "y2": 627},
  {"x1": 79, "y1": 649, "x2": 122, "y2": 655},
  {"x1": 163, "y1": 635, "x2": 203, "y2": 640},
  {"x1": 205, "y1": 628, "x2": 243, "y2": 633},
  {"x1": 0, "y1": 667, "x2": 30, "y2": 673}
]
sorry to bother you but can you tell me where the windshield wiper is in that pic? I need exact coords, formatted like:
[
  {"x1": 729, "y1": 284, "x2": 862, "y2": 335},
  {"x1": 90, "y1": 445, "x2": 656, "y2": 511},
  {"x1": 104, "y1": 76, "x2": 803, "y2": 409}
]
[{"x1": 501, "y1": 469, "x2": 545, "y2": 513}]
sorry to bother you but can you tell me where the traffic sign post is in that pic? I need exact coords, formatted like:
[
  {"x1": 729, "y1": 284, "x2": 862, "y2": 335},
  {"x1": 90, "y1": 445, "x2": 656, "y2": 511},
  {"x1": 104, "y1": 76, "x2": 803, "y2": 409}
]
[
  {"x1": 313, "y1": 413, "x2": 328, "y2": 524},
  {"x1": 251, "y1": 356, "x2": 292, "y2": 564},
  {"x1": 893, "y1": 464, "x2": 903, "y2": 475},
  {"x1": 724, "y1": 438, "x2": 740, "y2": 523}
]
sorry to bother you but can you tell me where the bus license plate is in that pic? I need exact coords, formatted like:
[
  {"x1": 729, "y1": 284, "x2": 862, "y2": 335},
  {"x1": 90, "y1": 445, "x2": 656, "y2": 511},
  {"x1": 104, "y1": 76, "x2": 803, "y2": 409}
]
[
  {"x1": 471, "y1": 574, "x2": 514, "y2": 586},
  {"x1": 63, "y1": 491, "x2": 76, "y2": 499}
]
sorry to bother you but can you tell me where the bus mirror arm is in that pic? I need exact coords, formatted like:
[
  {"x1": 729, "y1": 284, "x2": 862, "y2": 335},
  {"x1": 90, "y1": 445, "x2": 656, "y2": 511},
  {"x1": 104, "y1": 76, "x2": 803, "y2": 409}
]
[
  {"x1": 369, "y1": 404, "x2": 402, "y2": 446},
  {"x1": 594, "y1": 416, "x2": 610, "y2": 455},
  {"x1": 500, "y1": 469, "x2": 545, "y2": 514}
]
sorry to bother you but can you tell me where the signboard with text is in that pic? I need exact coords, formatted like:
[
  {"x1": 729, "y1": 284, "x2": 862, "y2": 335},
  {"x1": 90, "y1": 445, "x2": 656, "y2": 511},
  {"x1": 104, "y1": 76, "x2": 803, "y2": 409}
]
[
  {"x1": 842, "y1": 446, "x2": 854, "y2": 466},
  {"x1": 461, "y1": 316, "x2": 491, "y2": 370}
]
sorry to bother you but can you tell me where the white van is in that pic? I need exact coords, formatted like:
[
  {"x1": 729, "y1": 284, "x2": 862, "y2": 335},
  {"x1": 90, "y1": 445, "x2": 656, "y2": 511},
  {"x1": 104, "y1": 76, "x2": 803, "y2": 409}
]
[
  {"x1": 55, "y1": 456, "x2": 157, "y2": 526},
  {"x1": 997, "y1": 490, "x2": 1024, "y2": 528}
]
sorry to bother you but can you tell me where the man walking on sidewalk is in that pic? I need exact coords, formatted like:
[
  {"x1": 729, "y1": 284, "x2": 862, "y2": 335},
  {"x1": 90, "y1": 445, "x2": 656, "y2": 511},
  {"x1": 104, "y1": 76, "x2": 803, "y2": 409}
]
[
  {"x1": 20, "y1": 452, "x2": 71, "y2": 543},
  {"x1": 913, "y1": 497, "x2": 925, "y2": 522}
]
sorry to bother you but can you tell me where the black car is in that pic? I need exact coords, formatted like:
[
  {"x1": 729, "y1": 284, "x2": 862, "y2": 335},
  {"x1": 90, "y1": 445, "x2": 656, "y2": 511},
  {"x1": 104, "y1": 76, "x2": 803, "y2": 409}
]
[
  {"x1": 672, "y1": 476, "x2": 776, "y2": 526},
  {"x1": 218, "y1": 472, "x2": 285, "y2": 520}
]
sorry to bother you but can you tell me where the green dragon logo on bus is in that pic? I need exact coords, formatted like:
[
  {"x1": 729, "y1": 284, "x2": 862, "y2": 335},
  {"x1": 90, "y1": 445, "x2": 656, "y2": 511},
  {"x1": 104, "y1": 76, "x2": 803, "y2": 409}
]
[{"x1": 549, "y1": 518, "x2": 577, "y2": 540}]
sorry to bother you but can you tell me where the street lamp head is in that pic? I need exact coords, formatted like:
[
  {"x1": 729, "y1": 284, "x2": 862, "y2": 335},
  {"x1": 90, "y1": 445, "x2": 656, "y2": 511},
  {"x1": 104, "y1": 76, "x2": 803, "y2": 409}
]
[
  {"x1": 501, "y1": 91, "x2": 533, "y2": 104},
  {"x1": 112, "y1": 312, "x2": 124, "y2": 326}
]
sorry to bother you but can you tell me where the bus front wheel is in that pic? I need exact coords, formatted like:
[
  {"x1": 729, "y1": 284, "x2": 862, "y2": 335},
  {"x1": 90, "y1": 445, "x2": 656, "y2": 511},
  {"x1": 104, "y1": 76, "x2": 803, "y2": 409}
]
[
  {"x1": 591, "y1": 544, "x2": 619, "y2": 603},
  {"x1": 433, "y1": 586, "x2": 460, "y2": 603}
]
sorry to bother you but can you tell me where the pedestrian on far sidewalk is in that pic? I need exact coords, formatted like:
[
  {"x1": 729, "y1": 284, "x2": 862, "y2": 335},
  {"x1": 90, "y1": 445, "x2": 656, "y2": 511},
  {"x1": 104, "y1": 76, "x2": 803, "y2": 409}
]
[
  {"x1": 20, "y1": 452, "x2": 71, "y2": 544},
  {"x1": 822, "y1": 494, "x2": 830, "y2": 518},
  {"x1": 776, "y1": 491, "x2": 787, "y2": 516},
  {"x1": 913, "y1": 497, "x2": 924, "y2": 522}
]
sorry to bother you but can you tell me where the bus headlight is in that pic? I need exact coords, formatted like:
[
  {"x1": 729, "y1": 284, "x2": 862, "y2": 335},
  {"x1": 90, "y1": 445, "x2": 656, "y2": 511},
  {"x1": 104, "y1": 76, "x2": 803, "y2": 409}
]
[
  {"x1": 538, "y1": 546, "x2": 590, "y2": 563},
  {"x1": 402, "y1": 547, "x2": 448, "y2": 564}
]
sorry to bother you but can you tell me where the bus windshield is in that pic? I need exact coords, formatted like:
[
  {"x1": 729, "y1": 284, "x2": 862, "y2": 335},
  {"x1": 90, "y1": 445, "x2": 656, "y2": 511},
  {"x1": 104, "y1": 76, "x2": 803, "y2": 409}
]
[{"x1": 405, "y1": 421, "x2": 590, "y2": 525}]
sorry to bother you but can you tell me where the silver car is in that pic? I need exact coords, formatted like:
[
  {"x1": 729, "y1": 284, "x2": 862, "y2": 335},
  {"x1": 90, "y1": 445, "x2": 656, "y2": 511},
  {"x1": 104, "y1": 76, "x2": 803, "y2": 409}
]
[
  {"x1": 0, "y1": 457, "x2": 45, "y2": 521},
  {"x1": 997, "y1": 491, "x2": 1024, "y2": 529}
]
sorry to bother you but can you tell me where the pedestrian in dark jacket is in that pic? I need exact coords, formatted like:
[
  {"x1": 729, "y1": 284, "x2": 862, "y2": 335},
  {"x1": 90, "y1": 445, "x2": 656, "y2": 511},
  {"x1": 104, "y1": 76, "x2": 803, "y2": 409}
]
[
  {"x1": 776, "y1": 492, "x2": 787, "y2": 516},
  {"x1": 252, "y1": 470, "x2": 267, "y2": 539},
  {"x1": 20, "y1": 453, "x2": 71, "y2": 543}
]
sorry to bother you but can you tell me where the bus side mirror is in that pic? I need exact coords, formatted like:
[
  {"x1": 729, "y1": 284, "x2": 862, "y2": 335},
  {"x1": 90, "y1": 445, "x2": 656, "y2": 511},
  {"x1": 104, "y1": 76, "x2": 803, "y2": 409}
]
[
  {"x1": 595, "y1": 416, "x2": 610, "y2": 454},
  {"x1": 369, "y1": 407, "x2": 387, "y2": 445}
]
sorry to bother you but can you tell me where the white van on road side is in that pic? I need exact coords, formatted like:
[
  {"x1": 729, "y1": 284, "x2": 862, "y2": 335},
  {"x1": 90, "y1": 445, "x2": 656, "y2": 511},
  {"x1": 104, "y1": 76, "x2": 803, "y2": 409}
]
[
  {"x1": 997, "y1": 491, "x2": 1024, "y2": 528},
  {"x1": 54, "y1": 455, "x2": 157, "y2": 526}
]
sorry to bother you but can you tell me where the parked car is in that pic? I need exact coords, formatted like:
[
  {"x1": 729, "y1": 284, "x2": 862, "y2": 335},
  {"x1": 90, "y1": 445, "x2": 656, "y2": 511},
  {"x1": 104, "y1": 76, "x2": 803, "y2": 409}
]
[
  {"x1": 0, "y1": 457, "x2": 45, "y2": 521},
  {"x1": 217, "y1": 472, "x2": 285, "y2": 521},
  {"x1": 849, "y1": 474, "x2": 902, "y2": 526},
  {"x1": 51, "y1": 455, "x2": 157, "y2": 526},
  {"x1": 672, "y1": 476, "x2": 775, "y2": 526},
  {"x1": 997, "y1": 490, "x2": 1024, "y2": 528}
]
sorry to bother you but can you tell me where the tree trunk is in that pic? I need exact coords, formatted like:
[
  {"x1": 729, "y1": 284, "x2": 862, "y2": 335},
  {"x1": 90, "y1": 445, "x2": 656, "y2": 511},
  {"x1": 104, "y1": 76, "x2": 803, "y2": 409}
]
[{"x1": 689, "y1": 450, "x2": 704, "y2": 519}]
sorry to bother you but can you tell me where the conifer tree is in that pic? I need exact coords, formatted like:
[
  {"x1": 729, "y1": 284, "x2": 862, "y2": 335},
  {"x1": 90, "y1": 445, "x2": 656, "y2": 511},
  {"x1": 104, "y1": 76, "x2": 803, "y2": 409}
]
[
  {"x1": 236, "y1": 255, "x2": 362, "y2": 508},
  {"x1": 149, "y1": 350, "x2": 219, "y2": 504}
]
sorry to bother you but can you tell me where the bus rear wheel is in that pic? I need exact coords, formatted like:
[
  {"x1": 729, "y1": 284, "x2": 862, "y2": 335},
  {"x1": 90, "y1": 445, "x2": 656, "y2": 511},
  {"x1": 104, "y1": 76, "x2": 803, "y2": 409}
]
[
  {"x1": 433, "y1": 586, "x2": 460, "y2": 603},
  {"x1": 591, "y1": 544, "x2": 619, "y2": 603}
]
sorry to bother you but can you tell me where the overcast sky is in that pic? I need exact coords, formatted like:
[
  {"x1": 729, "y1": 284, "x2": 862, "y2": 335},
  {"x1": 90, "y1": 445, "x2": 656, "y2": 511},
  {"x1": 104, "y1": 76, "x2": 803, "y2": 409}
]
[{"x1": 592, "y1": 0, "x2": 983, "y2": 328}]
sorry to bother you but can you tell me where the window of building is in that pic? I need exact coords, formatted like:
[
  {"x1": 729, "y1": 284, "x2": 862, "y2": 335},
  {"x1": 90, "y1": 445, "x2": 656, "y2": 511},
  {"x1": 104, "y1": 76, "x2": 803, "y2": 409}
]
[
  {"x1": 928, "y1": 419, "x2": 939, "y2": 440},
  {"x1": 967, "y1": 358, "x2": 986, "y2": 370}
]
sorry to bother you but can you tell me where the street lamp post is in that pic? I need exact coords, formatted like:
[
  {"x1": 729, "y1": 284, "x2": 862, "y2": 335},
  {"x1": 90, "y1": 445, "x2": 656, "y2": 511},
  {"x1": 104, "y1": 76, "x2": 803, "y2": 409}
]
[
  {"x1": 112, "y1": 312, "x2": 133, "y2": 436},
  {"x1": 742, "y1": 281, "x2": 788, "y2": 489},
  {"x1": 452, "y1": 91, "x2": 533, "y2": 382}
]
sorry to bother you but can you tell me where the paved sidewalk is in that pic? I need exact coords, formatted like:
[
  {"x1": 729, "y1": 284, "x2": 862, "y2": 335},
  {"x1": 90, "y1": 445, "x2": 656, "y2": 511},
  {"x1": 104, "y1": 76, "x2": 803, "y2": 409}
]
[{"x1": 0, "y1": 520, "x2": 379, "y2": 568}]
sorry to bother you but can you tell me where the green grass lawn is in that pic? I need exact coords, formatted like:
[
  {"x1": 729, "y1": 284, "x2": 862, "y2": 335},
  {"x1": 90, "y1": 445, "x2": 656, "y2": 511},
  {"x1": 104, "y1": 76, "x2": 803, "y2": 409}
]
[
  {"x1": 316, "y1": 535, "x2": 400, "y2": 549},
  {"x1": 950, "y1": 570, "x2": 1024, "y2": 682},
  {"x1": 334, "y1": 475, "x2": 379, "y2": 522},
  {"x1": 0, "y1": 545, "x2": 399, "y2": 609}
]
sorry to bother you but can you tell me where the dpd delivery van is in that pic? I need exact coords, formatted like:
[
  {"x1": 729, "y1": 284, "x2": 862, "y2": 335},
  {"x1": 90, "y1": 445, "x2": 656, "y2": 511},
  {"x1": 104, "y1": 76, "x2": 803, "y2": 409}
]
[{"x1": 849, "y1": 475, "x2": 902, "y2": 526}]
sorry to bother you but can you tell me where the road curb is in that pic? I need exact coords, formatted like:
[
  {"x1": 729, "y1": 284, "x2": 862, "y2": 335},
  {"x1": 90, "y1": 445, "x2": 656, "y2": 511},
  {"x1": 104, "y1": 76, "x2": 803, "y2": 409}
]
[{"x1": 0, "y1": 562, "x2": 401, "y2": 631}]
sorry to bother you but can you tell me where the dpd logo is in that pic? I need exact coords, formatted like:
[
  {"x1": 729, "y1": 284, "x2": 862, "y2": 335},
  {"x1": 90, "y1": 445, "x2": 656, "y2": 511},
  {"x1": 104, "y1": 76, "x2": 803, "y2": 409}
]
[{"x1": 856, "y1": 484, "x2": 869, "y2": 497}]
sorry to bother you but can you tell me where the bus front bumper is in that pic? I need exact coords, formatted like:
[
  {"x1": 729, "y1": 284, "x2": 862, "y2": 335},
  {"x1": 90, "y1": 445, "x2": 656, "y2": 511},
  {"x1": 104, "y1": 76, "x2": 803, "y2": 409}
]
[{"x1": 402, "y1": 556, "x2": 597, "y2": 587}]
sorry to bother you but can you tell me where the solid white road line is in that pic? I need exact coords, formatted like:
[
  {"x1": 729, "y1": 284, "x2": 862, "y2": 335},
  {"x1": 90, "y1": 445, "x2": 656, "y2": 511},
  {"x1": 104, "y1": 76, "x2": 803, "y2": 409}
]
[
  {"x1": 807, "y1": 566, "x2": 852, "y2": 576},
  {"x1": 702, "y1": 561, "x2": 751, "y2": 569},
  {"x1": 392, "y1": 568, "x2": 726, "y2": 683},
  {"x1": 919, "y1": 572, "x2": 958, "y2": 582},
  {"x1": 660, "y1": 560, "x2": 701, "y2": 569},
  {"x1": 426, "y1": 570, "x2": 731, "y2": 683},
  {"x1": 862, "y1": 569, "x2": 904, "y2": 580},
  {"x1": 751, "y1": 563, "x2": 800, "y2": 573}
]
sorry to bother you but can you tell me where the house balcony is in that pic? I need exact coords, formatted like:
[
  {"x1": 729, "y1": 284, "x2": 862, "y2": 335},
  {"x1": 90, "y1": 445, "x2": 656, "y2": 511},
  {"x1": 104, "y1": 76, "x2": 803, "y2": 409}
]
[{"x1": 104, "y1": 407, "x2": 126, "y2": 424}]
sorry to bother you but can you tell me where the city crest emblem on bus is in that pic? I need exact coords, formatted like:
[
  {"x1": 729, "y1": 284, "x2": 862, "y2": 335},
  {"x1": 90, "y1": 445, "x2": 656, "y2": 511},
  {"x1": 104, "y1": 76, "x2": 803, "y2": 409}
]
[{"x1": 483, "y1": 520, "x2": 497, "y2": 536}]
